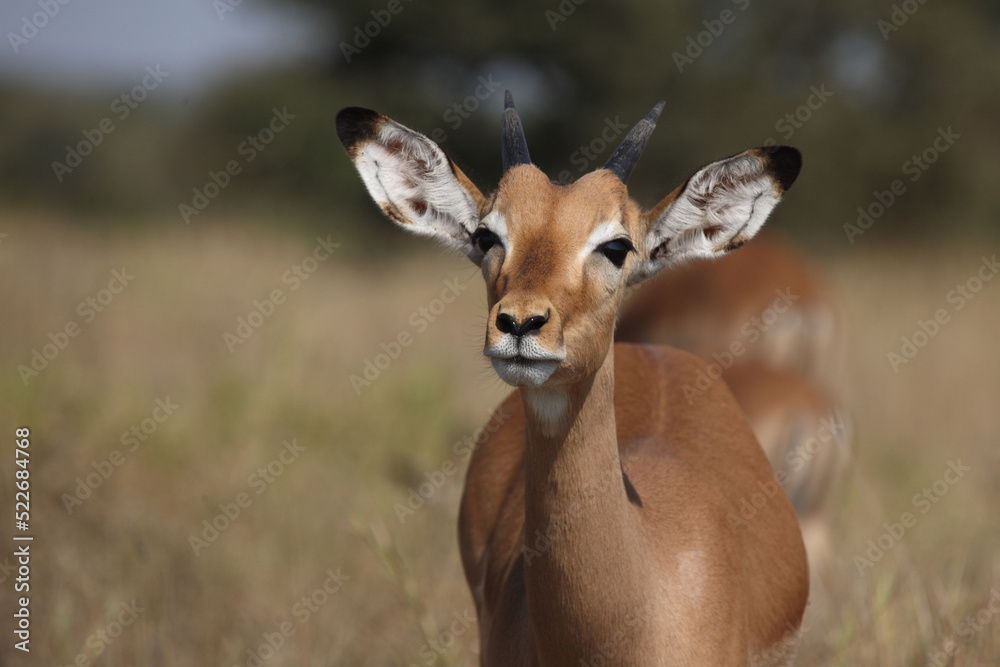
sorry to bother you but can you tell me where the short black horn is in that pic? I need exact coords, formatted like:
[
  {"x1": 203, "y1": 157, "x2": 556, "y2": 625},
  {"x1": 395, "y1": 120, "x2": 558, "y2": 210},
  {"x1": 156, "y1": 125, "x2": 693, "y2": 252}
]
[
  {"x1": 502, "y1": 90, "x2": 531, "y2": 172},
  {"x1": 603, "y1": 101, "x2": 665, "y2": 183}
]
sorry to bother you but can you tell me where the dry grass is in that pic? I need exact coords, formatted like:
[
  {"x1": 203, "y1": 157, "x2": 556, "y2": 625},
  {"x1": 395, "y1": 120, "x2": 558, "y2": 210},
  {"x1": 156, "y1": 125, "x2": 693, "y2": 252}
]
[{"x1": 0, "y1": 215, "x2": 997, "y2": 665}]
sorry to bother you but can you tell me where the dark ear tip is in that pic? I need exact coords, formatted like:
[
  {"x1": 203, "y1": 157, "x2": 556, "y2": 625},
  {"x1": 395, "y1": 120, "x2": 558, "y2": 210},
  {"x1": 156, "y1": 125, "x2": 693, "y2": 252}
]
[
  {"x1": 762, "y1": 146, "x2": 802, "y2": 192},
  {"x1": 336, "y1": 107, "x2": 381, "y2": 152}
]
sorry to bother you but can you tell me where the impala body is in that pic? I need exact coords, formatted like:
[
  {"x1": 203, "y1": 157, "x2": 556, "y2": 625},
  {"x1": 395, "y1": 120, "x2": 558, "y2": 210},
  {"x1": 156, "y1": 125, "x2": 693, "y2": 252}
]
[
  {"x1": 615, "y1": 235, "x2": 849, "y2": 570},
  {"x1": 616, "y1": 234, "x2": 838, "y2": 381},
  {"x1": 338, "y1": 94, "x2": 808, "y2": 666}
]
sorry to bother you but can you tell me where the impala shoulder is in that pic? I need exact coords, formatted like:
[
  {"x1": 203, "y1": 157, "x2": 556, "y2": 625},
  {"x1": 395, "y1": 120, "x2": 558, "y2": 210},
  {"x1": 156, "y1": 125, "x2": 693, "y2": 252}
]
[
  {"x1": 459, "y1": 392, "x2": 525, "y2": 522},
  {"x1": 457, "y1": 392, "x2": 525, "y2": 589}
]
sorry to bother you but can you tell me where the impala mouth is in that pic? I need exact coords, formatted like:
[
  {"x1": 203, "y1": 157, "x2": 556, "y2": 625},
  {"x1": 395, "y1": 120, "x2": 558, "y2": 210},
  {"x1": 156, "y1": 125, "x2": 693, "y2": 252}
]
[
  {"x1": 485, "y1": 333, "x2": 565, "y2": 387},
  {"x1": 487, "y1": 354, "x2": 561, "y2": 387}
]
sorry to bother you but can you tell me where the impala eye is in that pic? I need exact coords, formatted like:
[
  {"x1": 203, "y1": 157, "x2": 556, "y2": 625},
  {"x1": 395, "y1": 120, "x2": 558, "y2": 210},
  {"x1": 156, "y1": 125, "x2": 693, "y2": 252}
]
[
  {"x1": 472, "y1": 228, "x2": 499, "y2": 254},
  {"x1": 598, "y1": 238, "x2": 634, "y2": 268}
]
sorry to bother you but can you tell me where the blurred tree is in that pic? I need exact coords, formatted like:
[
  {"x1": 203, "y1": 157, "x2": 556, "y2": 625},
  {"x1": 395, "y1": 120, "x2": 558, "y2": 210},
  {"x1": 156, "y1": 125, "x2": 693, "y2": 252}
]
[{"x1": 0, "y1": 0, "x2": 998, "y2": 247}]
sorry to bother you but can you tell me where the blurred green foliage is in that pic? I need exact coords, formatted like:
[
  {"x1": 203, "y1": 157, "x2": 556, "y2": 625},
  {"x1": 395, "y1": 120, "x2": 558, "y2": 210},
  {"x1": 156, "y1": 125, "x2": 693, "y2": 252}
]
[{"x1": 2, "y1": 0, "x2": 999, "y2": 246}]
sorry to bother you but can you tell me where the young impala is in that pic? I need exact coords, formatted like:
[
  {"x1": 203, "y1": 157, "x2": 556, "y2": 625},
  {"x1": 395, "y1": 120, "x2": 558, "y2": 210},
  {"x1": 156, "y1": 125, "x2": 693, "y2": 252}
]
[{"x1": 337, "y1": 93, "x2": 808, "y2": 666}]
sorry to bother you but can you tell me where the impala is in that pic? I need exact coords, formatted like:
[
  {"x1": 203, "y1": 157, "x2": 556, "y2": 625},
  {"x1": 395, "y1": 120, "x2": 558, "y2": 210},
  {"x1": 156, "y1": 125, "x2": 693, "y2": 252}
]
[
  {"x1": 337, "y1": 93, "x2": 808, "y2": 666},
  {"x1": 714, "y1": 361, "x2": 848, "y2": 572},
  {"x1": 615, "y1": 234, "x2": 839, "y2": 383},
  {"x1": 615, "y1": 236, "x2": 849, "y2": 569}
]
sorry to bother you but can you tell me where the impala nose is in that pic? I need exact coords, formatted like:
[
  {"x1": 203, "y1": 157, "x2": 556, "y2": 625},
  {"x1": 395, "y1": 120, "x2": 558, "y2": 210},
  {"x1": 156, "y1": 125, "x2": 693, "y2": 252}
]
[{"x1": 496, "y1": 311, "x2": 549, "y2": 336}]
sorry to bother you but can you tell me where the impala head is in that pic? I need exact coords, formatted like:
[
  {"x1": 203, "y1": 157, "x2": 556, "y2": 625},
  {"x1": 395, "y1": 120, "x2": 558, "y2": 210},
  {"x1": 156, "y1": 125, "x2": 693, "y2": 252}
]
[{"x1": 337, "y1": 92, "x2": 800, "y2": 388}]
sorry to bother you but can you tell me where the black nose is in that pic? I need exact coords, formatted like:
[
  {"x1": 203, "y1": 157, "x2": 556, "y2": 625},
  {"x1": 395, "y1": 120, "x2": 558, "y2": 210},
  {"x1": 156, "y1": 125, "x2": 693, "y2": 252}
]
[{"x1": 496, "y1": 311, "x2": 548, "y2": 336}]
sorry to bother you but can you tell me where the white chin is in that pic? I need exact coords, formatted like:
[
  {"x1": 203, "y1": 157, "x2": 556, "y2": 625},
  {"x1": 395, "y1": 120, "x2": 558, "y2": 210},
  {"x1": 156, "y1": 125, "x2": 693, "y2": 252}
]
[{"x1": 490, "y1": 357, "x2": 560, "y2": 387}]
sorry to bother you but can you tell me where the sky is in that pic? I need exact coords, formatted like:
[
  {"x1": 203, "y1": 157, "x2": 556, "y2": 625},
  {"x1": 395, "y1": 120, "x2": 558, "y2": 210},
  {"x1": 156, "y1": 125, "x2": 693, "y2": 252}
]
[{"x1": 0, "y1": 0, "x2": 331, "y2": 95}]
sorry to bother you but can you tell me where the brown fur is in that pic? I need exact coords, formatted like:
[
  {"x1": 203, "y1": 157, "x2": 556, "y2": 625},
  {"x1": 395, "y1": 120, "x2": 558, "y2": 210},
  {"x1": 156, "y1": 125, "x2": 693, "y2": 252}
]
[
  {"x1": 459, "y1": 345, "x2": 809, "y2": 665},
  {"x1": 716, "y1": 363, "x2": 849, "y2": 571},
  {"x1": 462, "y1": 167, "x2": 808, "y2": 665},
  {"x1": 617, "y1": 234, "x2": 839, "y2": 381},
  {"x1": 336, "y1": 108, "x2": 810, "y2": 665},
  {"x1": 615, "y1": 235, "x2": 849, "y2": 571}
]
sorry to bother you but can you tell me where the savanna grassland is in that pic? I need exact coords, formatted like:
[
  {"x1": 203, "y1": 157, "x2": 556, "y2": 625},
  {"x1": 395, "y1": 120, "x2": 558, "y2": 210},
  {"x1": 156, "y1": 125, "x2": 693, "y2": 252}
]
[{"x1": 1, "y1": 215, "x2": 998, "y2": 666}]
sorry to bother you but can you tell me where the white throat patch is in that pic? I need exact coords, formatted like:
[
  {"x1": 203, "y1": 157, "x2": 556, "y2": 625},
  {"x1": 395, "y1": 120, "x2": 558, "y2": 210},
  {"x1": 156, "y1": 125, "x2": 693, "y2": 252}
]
[{"x1": 525, "y1": 389, "x2": 570, "y2": 436}]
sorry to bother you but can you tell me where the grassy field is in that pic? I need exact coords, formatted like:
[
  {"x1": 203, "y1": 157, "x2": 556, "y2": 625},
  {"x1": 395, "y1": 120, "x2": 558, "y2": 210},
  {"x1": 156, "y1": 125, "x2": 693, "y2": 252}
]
[{"x1": 1, "y1": 215, "x2": 998, "y2": 666}]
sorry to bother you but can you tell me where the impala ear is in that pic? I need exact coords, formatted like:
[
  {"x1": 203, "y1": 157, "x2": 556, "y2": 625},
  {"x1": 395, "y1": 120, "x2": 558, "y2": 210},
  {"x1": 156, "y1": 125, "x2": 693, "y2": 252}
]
[
  {"x1": 336, "y1": 107, "x2": 488, "y2": 264},
  {"x1": 628, "y1": 147, "x2": 801, "y2": 285}
]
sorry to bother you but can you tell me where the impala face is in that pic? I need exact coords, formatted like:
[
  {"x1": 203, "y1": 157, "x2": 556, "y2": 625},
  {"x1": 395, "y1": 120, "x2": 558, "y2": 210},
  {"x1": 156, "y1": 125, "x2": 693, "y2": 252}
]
[
  {"x1": 479, "y1": 167, "x2": 641, "y2": 386},
  {"x1": 336, "y1": 92, "x2": 801, "y2": 389}
]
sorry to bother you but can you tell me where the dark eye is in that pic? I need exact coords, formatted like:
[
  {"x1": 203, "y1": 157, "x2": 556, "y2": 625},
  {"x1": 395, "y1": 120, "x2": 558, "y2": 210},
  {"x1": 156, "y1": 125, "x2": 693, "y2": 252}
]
[
  {"x1": 472, "y1": 228, "x2": 499, "y2": 254},
  {"x1": 598, "y1": 238, "x2": 634, "y2": 268}
]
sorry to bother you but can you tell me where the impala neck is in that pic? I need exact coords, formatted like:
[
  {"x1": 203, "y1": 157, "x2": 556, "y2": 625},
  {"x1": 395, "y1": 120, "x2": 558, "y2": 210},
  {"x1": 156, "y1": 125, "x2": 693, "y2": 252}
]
[{"x1": 521, "y1": 346, "x2": 650, "y2": 662}]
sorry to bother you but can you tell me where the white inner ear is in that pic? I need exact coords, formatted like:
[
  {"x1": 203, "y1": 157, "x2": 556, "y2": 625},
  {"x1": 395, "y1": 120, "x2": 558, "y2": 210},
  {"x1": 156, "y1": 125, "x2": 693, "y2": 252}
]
[
  {"x1": 648, "y1": 153, "x2": 779, "y2": 262},
  {"x1": 354, "y1": 123, "x2": 480, "y2": 254}
]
